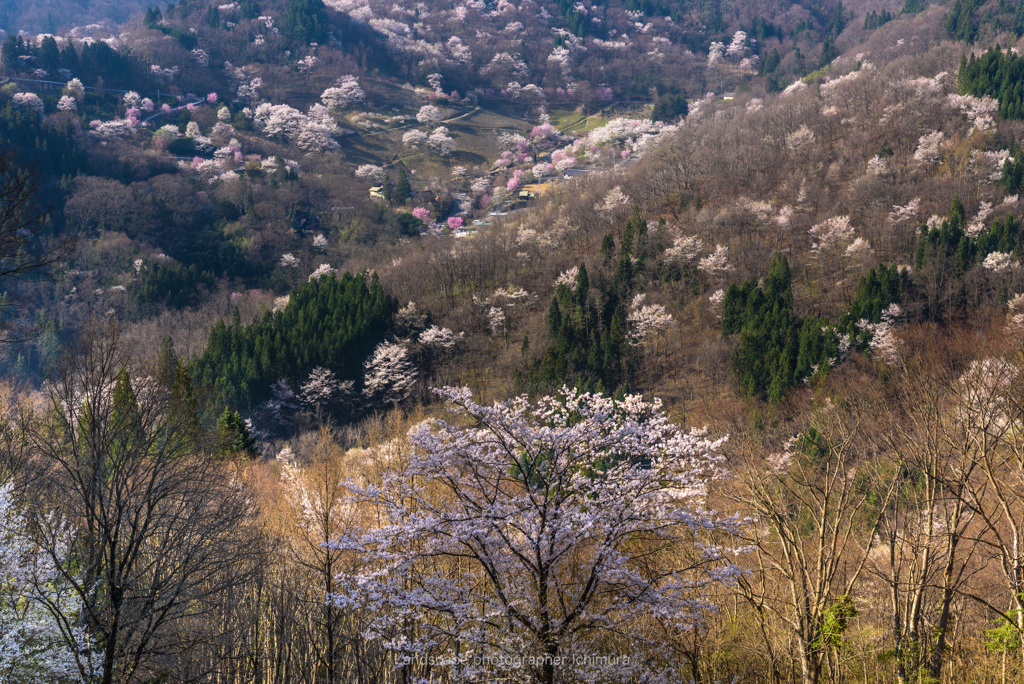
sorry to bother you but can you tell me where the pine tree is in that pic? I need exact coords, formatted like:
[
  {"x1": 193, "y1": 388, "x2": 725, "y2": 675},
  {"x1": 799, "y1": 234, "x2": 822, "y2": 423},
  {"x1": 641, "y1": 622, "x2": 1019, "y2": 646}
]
[
  {"x1": 396, "y1": 167, "x2": 411, "y2": 205},
  {"x1": 157, "y1": 335, "x2": 177, "y2": 388},
  {"x1": 191, "y1": 272, "x2": 398, "y2": 410},
  {"x1": 239, "y1": 0, "x2": 260, "y2": 19},
  {"x1": 600, "y1": 233, "x2": 615, "y2": 264},
  {"x1": 547, "y1": 297, "x2": 562, "y2": 337},
  {"x1": 216, "y1": 408, "x2": 257, "y2": 458},
  {"x1": 283, "y1": 0, "x2": 327, "y2": 43},
  {"x1": 111, "y1": 368, "x2": 142, "y2": 455},
  {"x1": 170, "y1": 360, "x2": 203, "y2": 447},
  {"x1": 38, "y1": 36, "x2": 61, "y2": 73},
  {"x1": 575, "y1": 263, "x2": 589, "y2": 305},
  {"x1": 1, "y1": 36, "x2": 20, "y2": 68},
  {"x1": 1002, "y1": 142, "x2": 1024, "y2": 192},
  {"x1": 61, "y1": 41, "x2": 79, "y2": 72},
  {"x1": 724, "y1": 253, "x2": 800, "y2": 402}
]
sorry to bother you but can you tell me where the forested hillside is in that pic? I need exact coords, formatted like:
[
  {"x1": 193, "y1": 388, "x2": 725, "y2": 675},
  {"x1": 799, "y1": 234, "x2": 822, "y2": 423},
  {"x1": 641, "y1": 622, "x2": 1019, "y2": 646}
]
[{"x1": 5, "y1": 0, "x2": 1024, "y2": 681}]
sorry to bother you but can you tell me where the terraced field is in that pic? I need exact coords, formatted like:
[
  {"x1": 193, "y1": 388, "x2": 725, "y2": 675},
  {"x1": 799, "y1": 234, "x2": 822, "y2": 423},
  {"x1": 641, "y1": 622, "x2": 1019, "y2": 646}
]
[{"x1": 339, "y1": 106, "x2": 534, "y2": 184}]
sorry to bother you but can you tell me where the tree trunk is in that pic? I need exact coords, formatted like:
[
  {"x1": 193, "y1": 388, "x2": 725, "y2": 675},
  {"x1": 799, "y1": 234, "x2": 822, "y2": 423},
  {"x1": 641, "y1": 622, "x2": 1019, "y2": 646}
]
[
  {"x1": 685, "y1": 648, "x2": 702, "y2": 684},
  {"x1": 929, "y1": 520, "x2": 961, "y2": 680},
  {"x1": 1015, "y1": 589, "x2": 1024, "y2": 676},
  {"x1": 798, "y1": 638, "x2": 820, "y2": 684},
  {"x1": 325, "y1": 555, "x2": 336, "y2": 684},
  {"x1": 102, "y1": 584, "x2": 121, "y2": 684},
  {"x1": 540, "y1": 642, "x2": 558, "y2": 684}
]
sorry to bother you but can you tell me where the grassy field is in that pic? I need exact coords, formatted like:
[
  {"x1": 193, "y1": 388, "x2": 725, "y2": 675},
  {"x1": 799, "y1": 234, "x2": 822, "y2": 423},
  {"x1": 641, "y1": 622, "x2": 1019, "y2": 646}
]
[
  {"x1": 546, "y1": 106, "x2": 595, "y2": 135},
  {"x1": 547, "y1": 103, "x2": 653, "y2": 136}
]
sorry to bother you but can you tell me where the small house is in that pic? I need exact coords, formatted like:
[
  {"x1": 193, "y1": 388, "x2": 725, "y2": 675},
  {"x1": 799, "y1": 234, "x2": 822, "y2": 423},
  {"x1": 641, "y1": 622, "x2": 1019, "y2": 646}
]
[
  {"x1": 292, "y1": 210, "x2": 320, "y2": 233},
  {"x1": 369, "y1": 186, "x2": 385, "y2": 201}
]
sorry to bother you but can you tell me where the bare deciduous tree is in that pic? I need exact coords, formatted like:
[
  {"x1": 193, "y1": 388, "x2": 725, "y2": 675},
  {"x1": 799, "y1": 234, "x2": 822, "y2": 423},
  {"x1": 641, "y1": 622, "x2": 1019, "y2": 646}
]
[
  {"x1": 27, "y1": 320, "x2": 264, "y2": 684},
  {"x1": 729, "y1": 399, "x2": 889, "y2": 684}
]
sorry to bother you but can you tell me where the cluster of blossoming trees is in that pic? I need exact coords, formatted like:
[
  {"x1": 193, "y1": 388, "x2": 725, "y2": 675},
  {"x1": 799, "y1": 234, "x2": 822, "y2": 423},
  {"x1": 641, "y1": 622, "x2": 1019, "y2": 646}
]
[
  {"x1": 1, "y1": 333, "x2": 744, "y2": 684},
  {"x1": 67, "y1": 64, "x2": 366, "y2": 173}
]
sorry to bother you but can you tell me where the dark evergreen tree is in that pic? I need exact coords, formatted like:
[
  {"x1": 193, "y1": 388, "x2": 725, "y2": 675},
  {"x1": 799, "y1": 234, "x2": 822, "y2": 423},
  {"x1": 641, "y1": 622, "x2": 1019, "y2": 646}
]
[
  {"x1": 169, "y1": 360, "x2": 203, "y2": 446},
  {"x1": 724, "y1": 253, "x2": 800, "y2": 402},
  {"x1": 958, "y1": 47, "x2": 1024, "y2": 119},
  {"x1": 838, "y1": 264, "x2": 908, "y2": 335},
  {"x1": 2, "y1": 36, "x2": 26, "y2": 68},
  {"x1": 131, "y1": 262, "x2": 216, "y2": 312},
  {"x1": 239, "y1": 0, "x2": 261, "y2": 19},
  {"x1": 80, "y1": 40, "x2": 132, "y2": 88},
  {"x1": 61, "y1": 41, "x2": 79, "y2": 72},
  {"x1": 110, "y1": 367, "x2": 142, "y2": 454},
  {"x1": 0, "y1": 98, "x2": 88, "y2": 177},
  {"x1": 37, "y1": 36, "x2": 61, "y2": 73},
  {"x1": 1003, "y1": 142, "x2": 1024, "y2": 192},
  {"x1": 521, "y1": 216, "x2": 651, "y2": 395},
  {"x1": 216, "y1": 408, "x2": 258, "y2": 458},
  {"x1": 600, "y1": 233, "x2": 615, "y2": 264},
  {"x1": 825, "y1": 1, "x2": 849, "y2": 35},
  {"x1": 190, "y1": 271, "x2": 397, "y2": 410},
  {"x1": 395, "y1": 166, "x2": 411, "y2": 205},
  {"x1": 720, "y1": 253, "x2": 868, "y2": 401},
  {"x1": 819, "y1": 36, "x2": 838, "y2": 68},
  {"x1": 946, "y1": 0, "x2": 981, "y2": 42},
  {"x1": 575, "y1": 262, "x2": 589, "y2": 305},
  {"x1": 283, "y1": 0, "x2": 328, "y2": 44},
  {"x1": 157, "y1": 335, "x2": 177, "y2": 388},
  {"x1": 758, "y1": 49, "x2": 781, "y2": 76},
  {"x1": 651, "y1": 92, "x2": 689, "y2": 122},
  {"x1": 864, "y1": 10, "x2": 894, "y2": 28}
]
